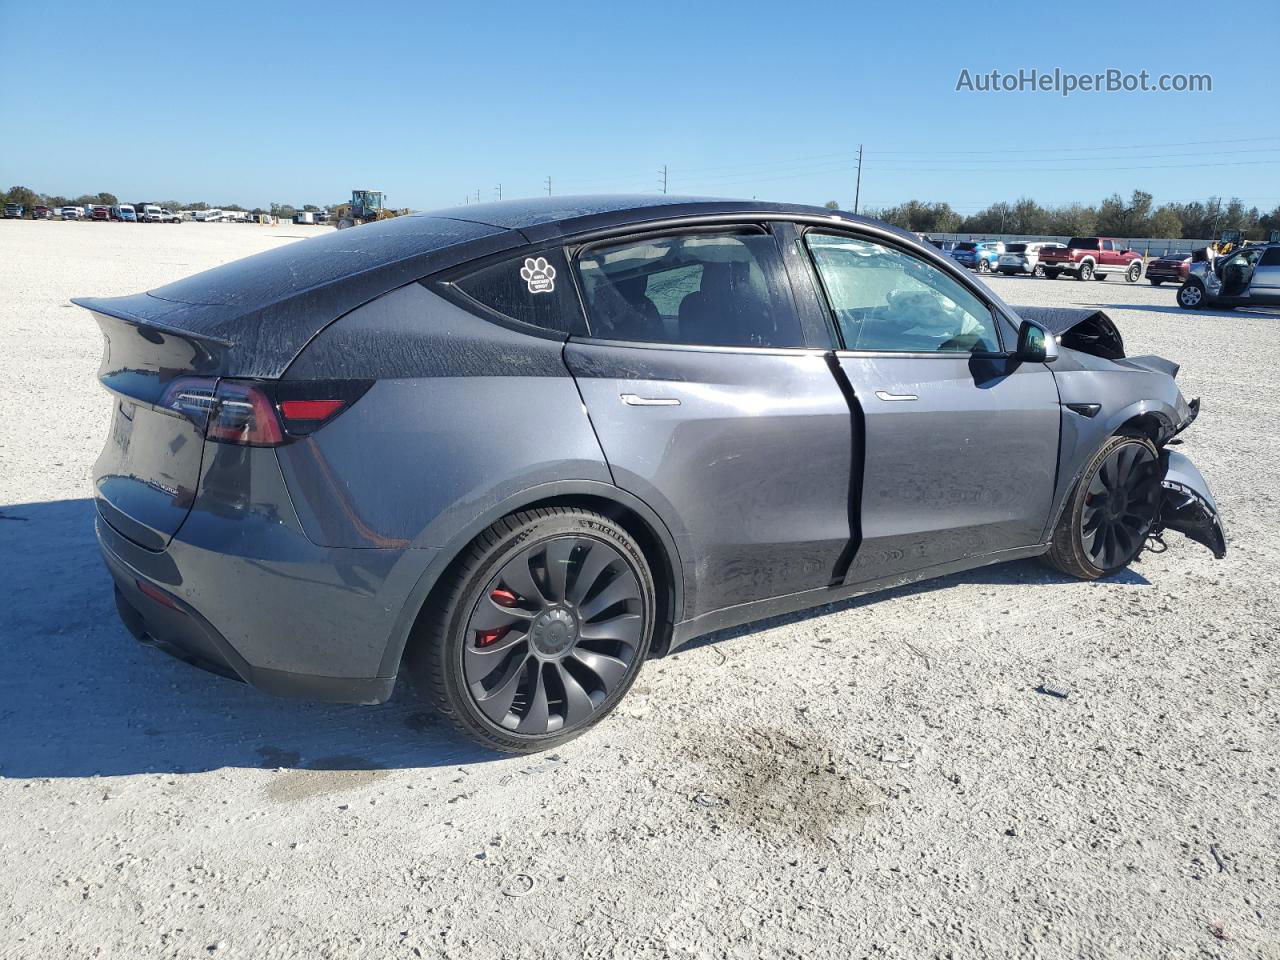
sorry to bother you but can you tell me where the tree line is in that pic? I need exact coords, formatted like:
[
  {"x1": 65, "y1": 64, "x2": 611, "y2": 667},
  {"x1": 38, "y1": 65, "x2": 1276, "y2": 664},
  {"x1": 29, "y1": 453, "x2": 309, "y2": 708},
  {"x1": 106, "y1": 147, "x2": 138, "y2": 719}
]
[
  {"x1": 848, "y1": 191, "x2": 1280, "y2": 240},
  {"x1": 0, "y1": 185, "x2": 341, "y2": 218},
  {"x1": 9, "y1": 182, "x2": 1279, "y2": 240}
]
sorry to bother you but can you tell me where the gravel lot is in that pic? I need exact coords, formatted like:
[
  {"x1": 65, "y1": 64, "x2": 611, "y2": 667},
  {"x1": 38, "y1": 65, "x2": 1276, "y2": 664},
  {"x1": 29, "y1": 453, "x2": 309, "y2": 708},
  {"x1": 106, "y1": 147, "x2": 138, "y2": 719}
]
[{"x1": 1, "y1": 221, "x2": 1277, "y2": 960}]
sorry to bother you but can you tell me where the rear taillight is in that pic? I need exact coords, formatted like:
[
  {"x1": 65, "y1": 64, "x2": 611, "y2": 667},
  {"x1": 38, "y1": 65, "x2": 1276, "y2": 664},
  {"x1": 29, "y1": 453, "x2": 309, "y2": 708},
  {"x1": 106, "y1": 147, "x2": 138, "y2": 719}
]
[
  {"x1": 207, "y1": 380, "x2": 285, "y2": 446},
  {"x1": 159, "y1": 377, "x2": 371, "y2": 446}
]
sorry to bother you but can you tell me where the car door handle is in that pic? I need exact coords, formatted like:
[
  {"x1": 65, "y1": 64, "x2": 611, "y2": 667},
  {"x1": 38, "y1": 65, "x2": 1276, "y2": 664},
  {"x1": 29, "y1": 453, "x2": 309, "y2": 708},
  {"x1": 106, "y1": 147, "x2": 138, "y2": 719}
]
[
  {"x1": 874, "y1": 390, "x2": 918, "y2": 402},
  {"x1": 620, "y1": 394, "x2": 681, "y2": 406}
]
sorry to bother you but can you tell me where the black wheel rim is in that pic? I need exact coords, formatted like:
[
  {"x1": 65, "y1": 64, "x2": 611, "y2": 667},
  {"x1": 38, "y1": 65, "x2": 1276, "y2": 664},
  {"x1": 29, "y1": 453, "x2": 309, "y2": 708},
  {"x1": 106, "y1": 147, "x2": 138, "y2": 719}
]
[
  {"x1": 1081, "y1": 443, "x2": 1161, "y2": 570},
  {"x1": 462, "y1": 536, "x2": 644, "y2": 736}
]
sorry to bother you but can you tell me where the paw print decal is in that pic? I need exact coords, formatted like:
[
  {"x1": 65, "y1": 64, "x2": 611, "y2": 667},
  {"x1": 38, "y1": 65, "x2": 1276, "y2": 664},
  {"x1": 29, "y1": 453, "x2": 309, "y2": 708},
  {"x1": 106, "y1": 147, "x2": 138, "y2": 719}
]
[{"x1": 520, "y1": 256, "x2": 556, "y2": 294}]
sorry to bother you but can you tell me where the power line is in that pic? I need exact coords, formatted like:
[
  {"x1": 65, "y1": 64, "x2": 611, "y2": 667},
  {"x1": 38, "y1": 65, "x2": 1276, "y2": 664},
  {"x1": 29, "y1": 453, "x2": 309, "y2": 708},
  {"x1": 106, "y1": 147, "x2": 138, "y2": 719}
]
[
  {"x1": 871, "y1": 135, "x2": 1280, "y2": 156},
  {"x1": 865, "y1": 147, "x2": 1280, "y2": 166},
  {"x1": 861, "y1": 159, "x2": 1280, "y2": 174},
  {"x1": 854, "y1": 144, "x2": 863, "y2": 215}
]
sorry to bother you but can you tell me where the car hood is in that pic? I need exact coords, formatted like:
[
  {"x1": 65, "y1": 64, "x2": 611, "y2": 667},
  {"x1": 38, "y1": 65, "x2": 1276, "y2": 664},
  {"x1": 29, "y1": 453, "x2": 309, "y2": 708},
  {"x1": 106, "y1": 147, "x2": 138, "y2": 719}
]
[{"x1": 1012, "y1": 305, "x2": 1126, "y2": 361}]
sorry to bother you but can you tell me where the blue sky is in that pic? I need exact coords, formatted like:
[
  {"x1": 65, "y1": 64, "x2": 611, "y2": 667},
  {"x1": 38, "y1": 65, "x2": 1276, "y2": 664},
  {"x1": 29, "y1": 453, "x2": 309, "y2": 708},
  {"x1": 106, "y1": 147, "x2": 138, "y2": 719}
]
[{"x1": 2, "y1": 0, "x2": 1277, "y2": 213}]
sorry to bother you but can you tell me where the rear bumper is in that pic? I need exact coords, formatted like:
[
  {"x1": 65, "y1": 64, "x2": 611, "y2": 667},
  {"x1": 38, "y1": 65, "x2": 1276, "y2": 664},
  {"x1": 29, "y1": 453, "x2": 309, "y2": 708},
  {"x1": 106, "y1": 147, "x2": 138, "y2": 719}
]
[
  {"x1": 95, "y1": 436, "x2": 441, "y2": 704},
  {"x1": 99, "y1": 516, "x2": 404, "y2": 703}
]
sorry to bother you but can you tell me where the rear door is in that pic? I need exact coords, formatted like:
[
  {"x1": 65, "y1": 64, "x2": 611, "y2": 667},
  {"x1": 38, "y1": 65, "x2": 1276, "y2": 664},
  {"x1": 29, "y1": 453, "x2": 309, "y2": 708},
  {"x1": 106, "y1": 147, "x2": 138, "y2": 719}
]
[
  {"x1": 797, "y1": 228, "x2": 1061, "y2": 583},
  {"x1": 563, "y1": 225, "x2": 854, "y2": 622},
  {"x1": 1248, "y1": 246, "x2": 1280, "y2": 302}
]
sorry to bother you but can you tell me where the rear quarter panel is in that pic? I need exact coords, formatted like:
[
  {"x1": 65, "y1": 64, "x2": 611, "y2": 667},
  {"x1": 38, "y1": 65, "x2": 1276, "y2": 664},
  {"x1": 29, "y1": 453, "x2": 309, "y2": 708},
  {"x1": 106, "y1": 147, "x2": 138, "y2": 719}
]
[{"x1": 277, "y1": 282, "x2": 612, "y2": 550}]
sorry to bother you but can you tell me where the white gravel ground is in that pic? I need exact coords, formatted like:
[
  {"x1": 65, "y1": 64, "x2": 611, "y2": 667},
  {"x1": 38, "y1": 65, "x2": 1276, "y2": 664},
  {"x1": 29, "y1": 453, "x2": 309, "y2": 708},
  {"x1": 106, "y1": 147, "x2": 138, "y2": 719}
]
[{"x1": 1, "y1": 221, "x2": 1277, "y2": 960}]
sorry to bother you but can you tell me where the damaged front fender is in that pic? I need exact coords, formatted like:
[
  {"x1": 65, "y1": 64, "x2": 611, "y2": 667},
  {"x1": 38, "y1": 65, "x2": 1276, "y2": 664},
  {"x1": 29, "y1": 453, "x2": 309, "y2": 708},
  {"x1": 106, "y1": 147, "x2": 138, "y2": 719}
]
[{"x1": 1155, "y1": 450, "x2": 1227, "y2": 559}]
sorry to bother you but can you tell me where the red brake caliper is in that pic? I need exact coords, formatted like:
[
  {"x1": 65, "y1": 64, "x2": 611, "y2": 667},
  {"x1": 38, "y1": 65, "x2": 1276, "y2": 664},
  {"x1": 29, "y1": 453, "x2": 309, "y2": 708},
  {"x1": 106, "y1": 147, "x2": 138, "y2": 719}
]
[{"x1": 476, "y1": 588, "x2": 519, "y2": 647}]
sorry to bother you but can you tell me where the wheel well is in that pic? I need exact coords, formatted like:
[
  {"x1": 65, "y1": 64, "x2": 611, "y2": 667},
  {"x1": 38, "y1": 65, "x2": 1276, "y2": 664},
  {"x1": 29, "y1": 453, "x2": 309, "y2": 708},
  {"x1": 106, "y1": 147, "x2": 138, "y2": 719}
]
[
  {"x1": 401, "y1": 494, "x2": 679, "y2": 672},
  {"x1": 1117, "y1": 413, "x2": 1166, "y2": 445}
]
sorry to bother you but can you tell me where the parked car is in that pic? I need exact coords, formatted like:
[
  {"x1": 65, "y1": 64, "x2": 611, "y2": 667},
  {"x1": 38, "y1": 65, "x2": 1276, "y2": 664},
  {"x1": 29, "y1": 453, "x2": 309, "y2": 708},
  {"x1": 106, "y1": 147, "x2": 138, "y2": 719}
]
[
  {"x1": 1039, "y1": 238, "x2": 1143, "y2": 282},
  {"x1": 73, "y1": 197, "x2": 1225, "y2": 752},
  {"x1": 997, "y1": 241, "x2": 1059, "y2": 277},
  {"x1": 32, "y1": 205, "x2": 52, "y2": 220},
  {"x1": 952, "y1": 240, "x2": 1004, "y2": 273},
  {"x1": 1178, "y1": 242, "x2": 1280, "y2": 309},
  {"x1": 135, "y1": 203, "x2": 165, "y2": 223},
  {"x1": 2, "y1": 203, "x2": 23, "y2": 219},
  {"x1": 110, "y1": 204, "x2": 138, "y2": 222},
  {"x1": 90, "y1": 205, "x2": 111, "y2": 221},
  {"x1": 60, "y1": 206, "x2": 83, "y2": 220},
  {"x1": 1145, "y1": 253, "x2": 1191, "y2": 286}
]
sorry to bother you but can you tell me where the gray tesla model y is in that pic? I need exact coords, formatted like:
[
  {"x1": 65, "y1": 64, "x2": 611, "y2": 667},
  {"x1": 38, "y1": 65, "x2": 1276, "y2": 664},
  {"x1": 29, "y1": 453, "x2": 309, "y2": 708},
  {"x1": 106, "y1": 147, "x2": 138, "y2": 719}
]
[{"x1": 75, "y1": 197, "x2": 1226, "y2": 752}]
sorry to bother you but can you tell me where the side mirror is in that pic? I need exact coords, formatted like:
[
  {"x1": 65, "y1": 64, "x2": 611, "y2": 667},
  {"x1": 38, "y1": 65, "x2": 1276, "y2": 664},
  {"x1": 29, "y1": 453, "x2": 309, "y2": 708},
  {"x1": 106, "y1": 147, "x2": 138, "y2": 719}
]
[{"x1": 1015, "y1": 319, "x2": 1058, "y2": 363}]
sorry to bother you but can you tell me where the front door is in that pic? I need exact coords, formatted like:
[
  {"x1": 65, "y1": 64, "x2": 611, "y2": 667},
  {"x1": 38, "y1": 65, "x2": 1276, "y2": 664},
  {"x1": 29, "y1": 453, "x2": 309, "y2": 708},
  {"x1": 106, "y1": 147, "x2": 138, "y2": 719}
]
[
  {"x1": 1250, "y1": 246, "x2": 1280, "y2": 303},
  {"x1": 563, "y1": 226, "x2": 854, "y2": 622},
  {"x1": 799, "y1": 229, "x2": 1062, "y2": 583}
]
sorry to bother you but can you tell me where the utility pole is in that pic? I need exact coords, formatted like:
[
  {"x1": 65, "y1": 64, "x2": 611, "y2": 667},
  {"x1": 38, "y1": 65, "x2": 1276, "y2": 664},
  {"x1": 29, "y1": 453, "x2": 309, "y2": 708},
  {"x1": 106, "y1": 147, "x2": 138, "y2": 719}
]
[
  {"x1": 495, "y1": 183, "x2": 502, "y2": 201},
  {"x1": 475, "y1": 189, "x2": 481, "y2": 204},
  {"x1": 659, "y1": 164, "x2": 668, "y2": 194},
  {"x1": 545, "y1": 176, "x2": 552, "y2": 197},
  {"x1": 853, "y1": 144, "x2": 863, "y2": 215}
]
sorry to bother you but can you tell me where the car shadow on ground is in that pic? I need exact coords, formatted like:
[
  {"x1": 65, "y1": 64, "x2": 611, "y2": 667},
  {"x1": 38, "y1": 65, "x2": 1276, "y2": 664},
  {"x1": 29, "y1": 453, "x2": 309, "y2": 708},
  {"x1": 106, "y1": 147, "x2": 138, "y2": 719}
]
[
  {"x1": 679, "y1": 551, "x2": 1150, "y2": 653},
  {"x1": 0, "y1": 498, "x2": 1151, "y2": 781},
  {"x1": 0, "y1": 499, "x2": 498, "y2": 780}
]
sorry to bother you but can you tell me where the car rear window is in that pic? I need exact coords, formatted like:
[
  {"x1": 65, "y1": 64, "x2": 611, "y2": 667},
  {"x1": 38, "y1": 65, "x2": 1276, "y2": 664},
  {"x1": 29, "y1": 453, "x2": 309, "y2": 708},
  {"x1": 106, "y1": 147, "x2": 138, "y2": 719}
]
[
  {"x1": 576, "y1": 231, "x2": 804, "y2": 348},
  {"x1": 1068, "y1": 238, "x2": 1100, "y2": 250},
  {"x1": 955, "y1": 242, "x2": 977, "y2": 251},
  {"x1": 452, "y1": 248, "x2": 585, "y2": 337},
  {"x1": 1005, "y1": 244, "x2": 1026, "y2": 254}
]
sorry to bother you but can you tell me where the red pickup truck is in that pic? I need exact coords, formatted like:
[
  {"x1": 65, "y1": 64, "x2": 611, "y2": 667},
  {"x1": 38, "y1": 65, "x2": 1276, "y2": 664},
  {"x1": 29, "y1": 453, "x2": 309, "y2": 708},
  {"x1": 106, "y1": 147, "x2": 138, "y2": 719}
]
[{"x1": 1038, "y1": 237, "x2": 1144, "y2": 282}]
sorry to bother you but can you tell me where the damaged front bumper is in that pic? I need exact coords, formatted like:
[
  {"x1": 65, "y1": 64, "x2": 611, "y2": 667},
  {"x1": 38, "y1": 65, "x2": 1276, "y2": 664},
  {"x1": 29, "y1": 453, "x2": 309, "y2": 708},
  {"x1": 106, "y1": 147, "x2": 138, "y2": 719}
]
[{"x1": 1156, "y1": 449, "x2": 1227, "y2": 559}]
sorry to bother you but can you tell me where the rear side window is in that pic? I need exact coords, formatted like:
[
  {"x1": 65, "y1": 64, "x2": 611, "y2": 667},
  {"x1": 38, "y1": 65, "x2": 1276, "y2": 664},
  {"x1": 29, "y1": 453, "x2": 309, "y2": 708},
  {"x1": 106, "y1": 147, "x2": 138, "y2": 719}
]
[
  {"x1": 575, "y1": 231, "x2": 804, "y2": 348},
  {"x1": 1260, "y1": 247, "x2": 1280, "y2": 266},
  {"x1": 452, "y1": 248, "x2": 584, "y2": 336}
]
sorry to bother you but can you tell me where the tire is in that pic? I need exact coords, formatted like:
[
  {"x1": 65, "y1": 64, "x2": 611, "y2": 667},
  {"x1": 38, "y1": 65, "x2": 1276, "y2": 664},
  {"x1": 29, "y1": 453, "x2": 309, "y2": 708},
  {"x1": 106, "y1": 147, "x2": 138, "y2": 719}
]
[
  {"x1": 1044, "y1": 434, "x2": 1162, "y2": 580},
  {"x1": 1177, "y1": 281, "x2": 1205, "y2": 309},
  {"x1": 1125, "y1": 262, "x2": 1142, "y2": 283},
  {"x1": 1077, "y1": 261, "x2": 1095, "y2": 281},
  {"x1": 410, "y1": 507, "x2": 656, "y2": 754},
  {"x1": 977, "y1": 259, "x2": 992, "y2": 274},
  {"x1": 1033, "y1": 263, "x2": 1046, "y2": 278},
  {"x1": 1149, "y1": 279, "x2": 1163, "y2": 286}
]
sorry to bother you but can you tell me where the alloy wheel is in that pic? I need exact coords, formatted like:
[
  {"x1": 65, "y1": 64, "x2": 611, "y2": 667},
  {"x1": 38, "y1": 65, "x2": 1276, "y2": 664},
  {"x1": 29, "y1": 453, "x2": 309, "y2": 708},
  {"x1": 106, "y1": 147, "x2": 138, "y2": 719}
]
[
  {"x1": 1179, "y1": 284, "x2": 1203, "y2": 308},
  {"x1": 1081, "y1": 442, "x2": 1161, "y2": 570},
  {"x1": 462, "y1": 536, "x2": 644, "y2": 735}
]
